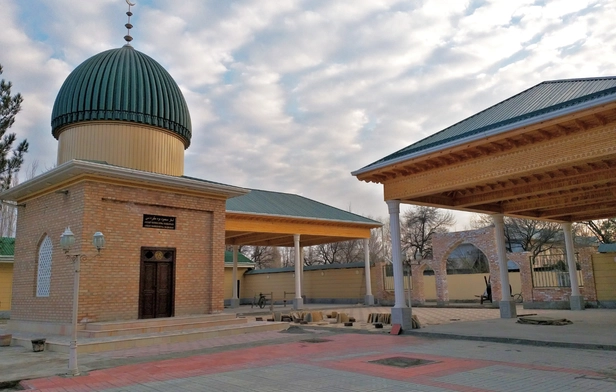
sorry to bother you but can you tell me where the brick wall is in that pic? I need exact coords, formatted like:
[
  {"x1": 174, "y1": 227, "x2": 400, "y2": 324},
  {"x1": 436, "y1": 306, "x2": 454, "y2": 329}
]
[
  {"x1": 10, "y1": 178, "x2": 226, "y2": 334},
  {"x1": 431, "y1": 226, "x2": 499, "y2": 304},
  {"x1": 375, "y1": 226, "x2": 598, "y2": 307},
  {"x1": 526, "y1": 247, "x2": 597, "y2": 305}
]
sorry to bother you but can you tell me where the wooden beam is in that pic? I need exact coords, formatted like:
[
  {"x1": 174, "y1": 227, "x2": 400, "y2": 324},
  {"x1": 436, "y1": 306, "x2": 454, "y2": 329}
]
[
  {"x1": 451, "y1": 165, "x2": 616, "y2": 208},
  {"x1": 357, "y1": 104, "x2": 616, "y2": 184},
  {"x1": 537, "y1": 201, "x2": 616, "y2": 219},
  {"x1": 385, "y1": 125, "x2": 616, "y2": 200},
  {"x1": 503, "y1": 186, "x2": 616, "y2": 213},
  {"x1": 227, "y1": 232, "x2": 289, "y2": 246}
]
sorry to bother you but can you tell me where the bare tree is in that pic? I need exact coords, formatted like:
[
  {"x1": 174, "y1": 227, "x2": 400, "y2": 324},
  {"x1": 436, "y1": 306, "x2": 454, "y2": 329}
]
[
  {"x1": 367, "y1": 226, "x2": 386, "y2": 264},
  {"x1": 400, "y1": 206, "x2": 455, "y2": 263},
  {"x1": 447, "y1": 245, "x2": 489, "y2": 274},
  {"x1": 471, "y1": 214, "x2": 562, "y2": 257},
  {"x1": 469, "y1": 213, "x2": 493, "y2": 229},
  {"x1": 341, "y1": 239, "x2": 363, "y2": 263},
  {"x1": 302, "y1": 246, "x2": 320, "y2": 266},
  {"x1": 223, "y1": 245, "x2": 280, "y2": 269},
  {"x1": 236, "y1": 245, "x2": 281, "y2": 269},
  {"x1": 315, "y1": 241, "x2": 345, "y2": 264},
  {"x1": 249, "y1": 246, "x2": 277, "y2": 269},
  {"x1": 376, "y1": 220, "x2": 392, "y2": 263},
  {"x1": 279, "y1": 247, "x2": 295, "y2": 267},
  {"x1": 583, "y1": 219, "x2": 616, "y2": 244},
  {"x1": 502, "y1": 217, "x2": 561, "y2": 257}
]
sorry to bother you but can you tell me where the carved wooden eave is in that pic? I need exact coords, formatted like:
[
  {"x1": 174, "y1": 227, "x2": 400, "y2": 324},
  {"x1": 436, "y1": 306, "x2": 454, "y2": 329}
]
[
  {"x1": 355, "y1": 101, "x2": 616, "y2": 222},
  {"x1": 225, "y1": 212, "x2": 381, "y2": 247}
]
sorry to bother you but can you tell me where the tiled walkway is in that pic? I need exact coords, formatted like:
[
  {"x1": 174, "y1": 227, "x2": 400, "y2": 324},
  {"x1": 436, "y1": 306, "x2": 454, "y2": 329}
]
[{"x1": 19, "y1": 331, "x2": 616, "y2": 391}]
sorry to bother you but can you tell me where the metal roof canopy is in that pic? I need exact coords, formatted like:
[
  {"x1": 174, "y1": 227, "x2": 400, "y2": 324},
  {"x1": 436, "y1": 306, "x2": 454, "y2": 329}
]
[
  {"x1": 225, "y1": 189, "x2": 382, "y2": 247},
  {"x1": 0, "y1": 161, "x2": 381, "y2": 249},
  {"x1": 353, "y1": 77, "x2": 616, "y2": 222}
]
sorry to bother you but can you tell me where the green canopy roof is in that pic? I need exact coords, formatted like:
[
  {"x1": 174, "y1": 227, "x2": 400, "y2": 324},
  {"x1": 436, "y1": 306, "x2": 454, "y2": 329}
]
[
  {"x1": 356, "y1": 76, "x2": 616, "y2": 174},
  {"x1": 52, "y1": 45, "x2": 192, "y2": 147},
  {"x1": 0, "y1": 237, "x2": 15, "y2": 257},
  {"x1": 224, "y1": 250, "x2": 253, "y2": 264},
  {"x1": 226, "y1": 188, "x2": 381, "y2": 226}
]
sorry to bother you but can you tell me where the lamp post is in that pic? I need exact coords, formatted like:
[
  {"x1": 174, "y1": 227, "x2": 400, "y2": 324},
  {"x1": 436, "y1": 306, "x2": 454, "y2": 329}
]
[{"x1": 60, "y1": 227, "x2": 105, "y2": 377}]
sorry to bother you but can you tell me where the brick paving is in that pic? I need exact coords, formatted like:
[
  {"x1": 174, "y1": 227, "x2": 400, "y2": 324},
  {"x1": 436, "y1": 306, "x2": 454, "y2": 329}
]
[
  {"x1": 18, "y1": 330, "x2": 616, "y2": 391},
  {"x1": 3, "y1": 306, "x2": 615, "y2": 391}
]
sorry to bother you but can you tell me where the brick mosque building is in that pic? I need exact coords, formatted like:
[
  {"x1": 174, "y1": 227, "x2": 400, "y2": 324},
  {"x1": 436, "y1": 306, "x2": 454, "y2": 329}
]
[{"x1": 2, "y1": 16, "x2": 380, "y2": 337}]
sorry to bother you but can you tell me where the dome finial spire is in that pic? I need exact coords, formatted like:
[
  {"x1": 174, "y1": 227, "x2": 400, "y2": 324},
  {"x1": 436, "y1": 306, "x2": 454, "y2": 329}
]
[{"x1": 124, "y1": 0, "x2": 136, "y2": 45}]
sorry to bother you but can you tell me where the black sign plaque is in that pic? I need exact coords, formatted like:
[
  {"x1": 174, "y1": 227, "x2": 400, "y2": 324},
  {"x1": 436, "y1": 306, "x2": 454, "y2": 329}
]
[{"x1": 143, "y1": 214, "x2": 176, "y2": 230}]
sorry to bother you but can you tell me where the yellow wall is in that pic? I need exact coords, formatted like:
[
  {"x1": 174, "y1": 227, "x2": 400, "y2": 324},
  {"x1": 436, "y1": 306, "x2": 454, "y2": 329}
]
[
  {"x1": 592, "y1": 253, "x2": 616, "y2": 301},
  {"x1": 243, "y1": 272, "x2": 296, "y2": 302},
  {"x1": 0, "y1": 263, "x2": 12, "y2": 311},
  {"x1": 422, "y1": 272, "x2": 521, "y2": 301},
  {"x1": 303, "y1": 268, "x2": 368, "y2": 299},
  {"x1": 242, "y1": 266, "x2": 378, "y2": 302},
  {"x1": 223, "y1": 266, "x2": 252, "y2": 299},
  {"x1": 57, "y1": 122, "x2": 185, "y2": 176}
]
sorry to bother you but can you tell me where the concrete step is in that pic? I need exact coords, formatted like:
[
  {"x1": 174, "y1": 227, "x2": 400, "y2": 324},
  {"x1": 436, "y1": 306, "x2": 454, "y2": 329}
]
[
  {"x1": 78, "y1": 314, "x2": 246, "y2": 338},
  {"x1": 83, "y1": 313, "x2": 236, "y2": 331},
  {"x1": 13, "y1": 320, "x2": 289, "y2": 354}
]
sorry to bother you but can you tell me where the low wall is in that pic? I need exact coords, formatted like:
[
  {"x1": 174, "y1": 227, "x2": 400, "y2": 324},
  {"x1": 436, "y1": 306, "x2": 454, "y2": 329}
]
[
  {"x1": 241, "y1": 264, "x2": 377, "y2": 304},
  {"x1": 523, "y1": 248, "x2": 598, "y2": 308},
  {"x1": 0, "y1": 264, "x2": 12, "y2": 311},
  {"x1": 421, "y1": 272, "x2": 521, "y2": 302},
  {"x1": 593, "y1": 252, "x2": 616, "y2": 302},
  {"x1": 223, "y1": 266, "x2": 252, "y2": 301}
]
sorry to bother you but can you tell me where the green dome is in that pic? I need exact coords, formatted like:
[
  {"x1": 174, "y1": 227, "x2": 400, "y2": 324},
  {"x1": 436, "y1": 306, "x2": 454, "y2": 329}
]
[{"x1": 51, "y1": 45, "x2": 192, "y2": 147}]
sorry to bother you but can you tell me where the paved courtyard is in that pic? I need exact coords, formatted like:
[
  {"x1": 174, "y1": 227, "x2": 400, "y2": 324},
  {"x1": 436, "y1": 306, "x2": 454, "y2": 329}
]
[
  {"x1": 1, "y1": 306, "x2": 615, "y2": 391},
  {"x1": 16, "y1": 330, "x2": 616, "y2": 392}
]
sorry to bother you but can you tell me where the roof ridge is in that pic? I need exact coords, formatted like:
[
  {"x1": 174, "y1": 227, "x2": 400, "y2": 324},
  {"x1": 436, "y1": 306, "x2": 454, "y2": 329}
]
[
  {"x1": 362, "y1": 76, "x2": 616, "y2": 170},
  {"x1": 541, "y1": 75, "x2": 616, "y2": 84},
  {"x1": 369, "y1": 79, "x2": 546, "y2": 164},
  {"x1": 226, "y1": 188, "x2": 382, "y2": 225}
]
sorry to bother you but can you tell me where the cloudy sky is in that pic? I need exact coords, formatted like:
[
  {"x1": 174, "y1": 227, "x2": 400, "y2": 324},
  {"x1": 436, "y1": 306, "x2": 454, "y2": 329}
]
[{"x1": 1, "y1": 0, "x2": 615, "y2": 227}]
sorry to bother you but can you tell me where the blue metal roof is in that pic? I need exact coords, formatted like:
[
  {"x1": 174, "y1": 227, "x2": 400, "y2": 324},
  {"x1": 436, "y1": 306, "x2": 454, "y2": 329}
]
[
  {"x1": 226, "y1": 189, "x2": 381, "y2": 226},
  {"x1": 598, "y1": 243, "x2": 616, "y2": 253},
  {"x1": 356, "y1": 76, "x2": 616, "y2": 173}
]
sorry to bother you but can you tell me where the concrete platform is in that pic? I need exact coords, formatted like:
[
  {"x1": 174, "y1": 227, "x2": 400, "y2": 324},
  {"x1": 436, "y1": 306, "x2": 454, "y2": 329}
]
[
  {"x1": 226, "y1": 304, "x2": 616, "y2": 350},
  {"x1": 409, "y1": 307, "x2": 616, "y2": 350},
  {"x1": 1, "y1": 305, "x2": 615, "y2": 387},
  {"x1": 4, "y1": 314, "x2": 288, "y2": 354}
]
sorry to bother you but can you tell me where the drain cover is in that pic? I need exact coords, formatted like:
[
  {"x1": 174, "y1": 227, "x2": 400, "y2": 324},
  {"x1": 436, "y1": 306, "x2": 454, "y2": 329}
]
[
  {"x1": 300, "y1": 338, "x2": 332, "y2": 343},
  {"x1": 369, "y1": 356, "x2": 438, "y2": 368}
]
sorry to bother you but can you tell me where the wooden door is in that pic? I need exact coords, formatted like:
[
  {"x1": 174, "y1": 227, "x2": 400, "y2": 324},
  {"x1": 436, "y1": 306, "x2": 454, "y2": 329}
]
[{"x1": 139, "y1": 248, "x2": 175, "y2": 319}]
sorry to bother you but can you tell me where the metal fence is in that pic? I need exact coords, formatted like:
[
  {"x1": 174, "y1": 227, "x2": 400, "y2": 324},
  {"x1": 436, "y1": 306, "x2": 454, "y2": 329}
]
[
  {"x1": 531, "y1": 253, "x2": 584, "y2": 288},
  {"x1": 383, "y1": 264, "x2": 412, "y2": 291}
]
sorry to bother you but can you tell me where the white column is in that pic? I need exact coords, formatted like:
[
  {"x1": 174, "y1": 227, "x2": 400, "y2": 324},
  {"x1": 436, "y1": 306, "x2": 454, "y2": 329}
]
[
  {"x1": 293, "y1": 234, "x2": 303, "y2": 309},
  {"x1": 387, "y1": 200, "x2": 413, "y2": 330},
  {"x1": 300, "y1": 247, "x2": 305, "y2": 298},
  {"x1": 230, "y1": 245, "x2": 239, "y2": 308},
  {"x1": 492, "y1": 214, "x2": 516, "y2": 318},
  {"x1": 363, "y1": 238, "x2": 374, "y2": 305},
  {"x1": 562, "y1": 222, "x2": 584, "y2": 310},
  {"x1": 387, "y1": 200, "x2": 406, "y2": 308}
]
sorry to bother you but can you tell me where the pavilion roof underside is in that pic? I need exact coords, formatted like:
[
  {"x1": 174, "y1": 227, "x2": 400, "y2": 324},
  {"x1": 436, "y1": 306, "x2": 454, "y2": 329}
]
[
  {"x1": 225, "y1": 213, "x2": 380, "y2": 247},
  {"x1": 359, "y1": 102, "x2": 616, "y2": 223}
]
